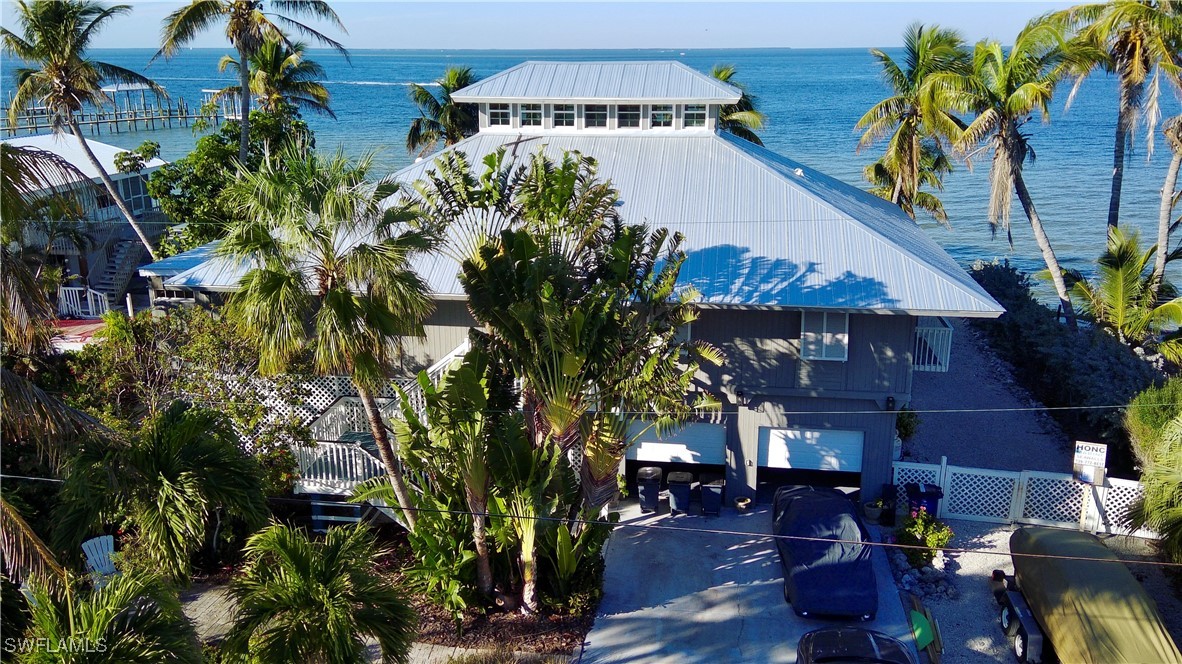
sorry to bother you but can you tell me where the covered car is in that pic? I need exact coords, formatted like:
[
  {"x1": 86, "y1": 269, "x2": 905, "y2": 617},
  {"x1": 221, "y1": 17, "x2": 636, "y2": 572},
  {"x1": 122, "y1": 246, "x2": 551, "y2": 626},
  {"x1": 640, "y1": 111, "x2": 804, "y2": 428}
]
[
  {"x1": 1010, "y1": 527, "x2": 1182, "y2": 664},
  {"x1": 773, "y1": 485, "x2": 877, "y2": 620},
  {"x1": 797, "y1": 627, "x2": 917, "y2": 664}
]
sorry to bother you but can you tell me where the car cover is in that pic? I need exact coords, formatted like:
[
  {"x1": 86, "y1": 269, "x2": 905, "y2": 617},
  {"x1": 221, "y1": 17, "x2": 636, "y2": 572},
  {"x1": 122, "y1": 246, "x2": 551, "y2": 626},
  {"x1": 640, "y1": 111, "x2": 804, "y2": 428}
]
[
  {"x1": 1011, "y1": 527, "x2": 1182, "y2": 664},
  {"x1": 773, "y1": 486, "x2": 877, "y2": 618}
]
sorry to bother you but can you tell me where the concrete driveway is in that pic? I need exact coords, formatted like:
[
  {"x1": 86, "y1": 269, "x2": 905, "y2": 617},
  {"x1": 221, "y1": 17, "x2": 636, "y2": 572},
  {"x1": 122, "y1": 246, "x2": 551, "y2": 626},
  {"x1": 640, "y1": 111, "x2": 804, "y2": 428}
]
[{"x1": 578, "y1": 502, "x2": 918, "y2": 664}]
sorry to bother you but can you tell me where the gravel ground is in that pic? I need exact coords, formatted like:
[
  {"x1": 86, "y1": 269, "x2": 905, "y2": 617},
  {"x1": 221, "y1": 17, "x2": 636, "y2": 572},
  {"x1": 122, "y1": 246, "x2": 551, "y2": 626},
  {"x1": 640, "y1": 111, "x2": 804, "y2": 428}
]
[
  {"x1": 902, "y1": 317, "x2": 1182, "y2": 661},
  {"x1": 907, "y1": 318, "x2": 1072, "y2": 472}
]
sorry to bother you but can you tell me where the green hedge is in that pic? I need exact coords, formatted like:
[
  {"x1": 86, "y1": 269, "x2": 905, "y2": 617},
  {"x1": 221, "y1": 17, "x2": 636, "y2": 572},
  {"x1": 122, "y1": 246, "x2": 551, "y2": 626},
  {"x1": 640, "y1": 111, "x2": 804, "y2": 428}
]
[{"x1": 969, "y1": 262, "x2": 1163, "y2": 476}]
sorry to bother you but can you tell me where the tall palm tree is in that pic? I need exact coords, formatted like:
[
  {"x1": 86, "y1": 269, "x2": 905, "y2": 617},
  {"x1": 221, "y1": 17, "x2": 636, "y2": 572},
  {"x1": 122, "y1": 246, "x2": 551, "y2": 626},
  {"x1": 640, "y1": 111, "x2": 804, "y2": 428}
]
[
  {"x1": 709, "y1": 64, "x2": 766, "y2": 145},
  {"x1": 55, "y1": 402, "x2": 268, "y2": 581},
  {"x1": 932, "y1": 22, "x2": 1097, "y2": 328},
  {"x1": 856, "y1": 23, "x2": 968, "y2": 219},
  {"x1": 1047, "y1": 0, "x2": 1182, "y2": 229},
  {"x1": 219, "y1": 144, "x2": 436, "y2": 532},
  {"x1": 1067, "y1": 227, "x2": 1182, "y2": 361},
  {"x1": 406, "y1": 66, "x2": 479, "y2": 157},
  {"x1": 2, "y1": 0, "x2": 165, "y2": 260},
  {"x1": 864, "y1": 139, "x2": 953, "y2": 225},
  {"x1": 22, "y1": 570, "x2": 202, "y2": 663},
  {"x1": 157, "y1": 0, "x2": 347, "y2": 165},
  {"x1": 215, "y1": 37, "x2": 334, "y2": 119},
  {"x1": 1155, "y1": 115, "x2": 1182, "y2": 285},
  {"x1": 221, "y1": 522, "x2": 417, "y2": 664}
]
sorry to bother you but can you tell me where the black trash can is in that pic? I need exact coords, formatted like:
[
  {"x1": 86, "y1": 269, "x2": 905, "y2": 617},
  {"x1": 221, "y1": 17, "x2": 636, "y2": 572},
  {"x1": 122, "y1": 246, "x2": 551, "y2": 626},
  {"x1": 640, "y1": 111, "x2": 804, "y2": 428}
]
[
  {"x1": 637, "y1": 466, "x2": 663, "y2": 513},
  {"x1": 667, "y1": 472, "x2": 694, "y2": 515},
  {"x1": 904, "y1": 482, "x2": 943, "y2": 516},
  {"x1": 879, "y1": 483, "x2": 898, "y2": 527},
  {"x1": 700, "y1": 473, "x2": 725, "y2": 515}
]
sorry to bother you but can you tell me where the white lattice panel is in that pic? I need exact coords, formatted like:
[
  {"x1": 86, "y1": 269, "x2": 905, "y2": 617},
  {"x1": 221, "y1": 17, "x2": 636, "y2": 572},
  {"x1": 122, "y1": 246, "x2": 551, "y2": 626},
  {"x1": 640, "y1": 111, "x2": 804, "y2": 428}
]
[
  {"x1": 1098, "y1": 479, "x2": 1156, "y2": 536},
  {"x1": 1019, "y1": 474, "x2": 1084, "y2": 527},
  {"x1": 893, "y1": 463, "x2": 940, "y2": 506},
  {"x1": 943, "y1": 466, "x2": 1019, "y2": 523}
]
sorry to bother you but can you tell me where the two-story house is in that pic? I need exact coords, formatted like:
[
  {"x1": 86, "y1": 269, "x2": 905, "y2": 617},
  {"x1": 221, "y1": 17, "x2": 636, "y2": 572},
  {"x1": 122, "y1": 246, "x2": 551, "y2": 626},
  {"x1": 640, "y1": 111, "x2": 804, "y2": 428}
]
[
  {"x1": 144, "y1": 61, "x2": 1004, "y2": 502},
  {"x1": 5, "y1": 133, "x2": 168, "y2": 317}
]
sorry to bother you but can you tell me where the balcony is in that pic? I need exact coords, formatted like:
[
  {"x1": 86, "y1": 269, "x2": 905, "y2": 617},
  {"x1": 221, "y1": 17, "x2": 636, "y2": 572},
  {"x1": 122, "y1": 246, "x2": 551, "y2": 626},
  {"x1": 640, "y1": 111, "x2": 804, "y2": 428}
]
[{"x1": 913, "y1": 316, "x2": 953, "y2": 372}]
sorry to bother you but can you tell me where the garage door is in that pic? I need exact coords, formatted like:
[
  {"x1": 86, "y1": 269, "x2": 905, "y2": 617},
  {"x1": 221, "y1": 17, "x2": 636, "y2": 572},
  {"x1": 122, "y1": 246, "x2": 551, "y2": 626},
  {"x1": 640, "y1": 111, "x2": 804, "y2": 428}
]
[
  {"x1": 625, "y1": 423, "x2": 726, "y2": 465},
  {"x1": 758, "y1": 427, "x2": 864, "y2": 471}
]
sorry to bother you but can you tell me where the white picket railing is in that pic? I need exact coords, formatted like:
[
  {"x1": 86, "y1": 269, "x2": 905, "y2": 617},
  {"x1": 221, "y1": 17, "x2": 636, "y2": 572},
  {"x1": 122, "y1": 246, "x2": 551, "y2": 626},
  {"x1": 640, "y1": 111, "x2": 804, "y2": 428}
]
[
  {"x1": 893, "y1": 456, "x2": 1156, "y2": 538},
  {"x1": 293, "y1": 441, "x2": 385, "y2": 496},
  {"x1": 913, "y1": 316, "x2": 953, "y2": 372},
  {"x1": 57, "y1": 286, "x2": 109, "y2": 318}
]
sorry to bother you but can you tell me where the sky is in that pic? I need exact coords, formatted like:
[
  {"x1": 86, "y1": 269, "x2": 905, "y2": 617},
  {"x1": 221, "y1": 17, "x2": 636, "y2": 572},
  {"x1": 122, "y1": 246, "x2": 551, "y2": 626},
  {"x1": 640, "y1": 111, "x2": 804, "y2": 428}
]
[{"x1": 0, "y1": 1, "x2": 1075, "y2": 51}]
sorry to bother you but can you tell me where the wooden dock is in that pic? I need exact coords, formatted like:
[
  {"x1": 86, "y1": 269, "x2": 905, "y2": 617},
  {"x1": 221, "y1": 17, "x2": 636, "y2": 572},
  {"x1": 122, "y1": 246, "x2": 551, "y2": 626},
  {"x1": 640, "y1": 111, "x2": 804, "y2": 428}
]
[{"x1": 2, "y1": 85, "x2": 226, "y2": 138}]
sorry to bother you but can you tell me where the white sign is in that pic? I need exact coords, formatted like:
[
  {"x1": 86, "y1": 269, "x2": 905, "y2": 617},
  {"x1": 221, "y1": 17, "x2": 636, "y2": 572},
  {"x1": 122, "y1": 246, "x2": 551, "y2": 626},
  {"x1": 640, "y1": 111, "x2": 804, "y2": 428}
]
[{"x1": 1073, "y1": 441, "x2": 1107, "y2": 468}]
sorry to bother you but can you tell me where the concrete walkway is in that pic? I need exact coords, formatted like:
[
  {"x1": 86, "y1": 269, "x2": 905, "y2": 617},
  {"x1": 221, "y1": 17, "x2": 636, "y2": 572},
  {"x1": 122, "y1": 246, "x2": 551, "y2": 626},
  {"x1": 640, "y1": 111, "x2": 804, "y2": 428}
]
[{"x1": 577, "y1": 502, "x2": 918, "y2": 664}]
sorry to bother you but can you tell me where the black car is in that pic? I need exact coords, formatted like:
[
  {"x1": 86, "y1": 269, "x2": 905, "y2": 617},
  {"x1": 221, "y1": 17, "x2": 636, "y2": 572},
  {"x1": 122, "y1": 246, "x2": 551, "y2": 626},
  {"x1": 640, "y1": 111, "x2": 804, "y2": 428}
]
[
  {"x1": 772, "y1": 485, "x2": 877, "y2": 620},
  {"x1": 797, "y1": 627, "x2": 918, "y2": 664}
]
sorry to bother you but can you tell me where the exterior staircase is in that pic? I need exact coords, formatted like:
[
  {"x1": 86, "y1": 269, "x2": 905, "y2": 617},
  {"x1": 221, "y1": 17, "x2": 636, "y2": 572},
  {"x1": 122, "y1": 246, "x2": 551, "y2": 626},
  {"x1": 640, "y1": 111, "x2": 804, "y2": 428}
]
[{"x1": 91, "y1": 239, "x2": 143, "y2": 306}]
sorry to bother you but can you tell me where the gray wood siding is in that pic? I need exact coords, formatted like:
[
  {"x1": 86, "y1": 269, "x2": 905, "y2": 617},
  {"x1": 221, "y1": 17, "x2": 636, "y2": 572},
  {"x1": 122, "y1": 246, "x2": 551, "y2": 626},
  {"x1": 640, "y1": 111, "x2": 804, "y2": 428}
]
[
  {"x1": 396, "y1": 300, "x2": 477, "y2": 374},
  {"x1": 733, "y1": 397, "x2": 896, "y2": 499},
  {"x1": 694, "y1": 309, "x2": 915, "y2": 397}
]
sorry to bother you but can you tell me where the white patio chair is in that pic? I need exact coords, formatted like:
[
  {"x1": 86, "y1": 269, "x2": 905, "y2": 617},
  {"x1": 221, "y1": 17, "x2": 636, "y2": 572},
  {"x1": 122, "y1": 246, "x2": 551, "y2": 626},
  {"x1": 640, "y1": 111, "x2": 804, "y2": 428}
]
[{"x1": 81, "y1": 535, "x2": 119, "y2": 589}]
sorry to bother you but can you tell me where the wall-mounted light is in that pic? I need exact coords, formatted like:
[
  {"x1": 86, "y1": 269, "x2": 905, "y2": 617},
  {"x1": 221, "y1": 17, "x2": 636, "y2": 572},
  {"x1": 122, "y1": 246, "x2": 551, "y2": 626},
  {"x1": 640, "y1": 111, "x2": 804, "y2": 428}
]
[
  {"x1": 736, "y1": 390, "x2": 750, "y2": 407},
  {"x1": 885, "y1": 396, "x2": 896, "y2": 411}
]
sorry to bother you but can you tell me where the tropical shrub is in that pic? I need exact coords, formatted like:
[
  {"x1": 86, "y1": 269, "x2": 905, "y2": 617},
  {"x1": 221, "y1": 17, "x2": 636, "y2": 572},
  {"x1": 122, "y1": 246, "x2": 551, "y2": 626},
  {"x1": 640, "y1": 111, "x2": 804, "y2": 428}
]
[
  {"x1": 895, "y1": 506, "x2": 954, "y2": 567},
  {"x1": 970, "y1": 261, "x2": 1161, "y2": 474},
  {"x1": 221, "y1": 523, "x2": 417, "y2": 664},
  {"x1": 21, "y1": 570, "x2": 202, "y2": 663},
  {"x1": 1124, "y1": 380, "x2": 1182, "y2": 563},
  {"x1": 895, "y1": 404, "x2": 920, "y2": 441}
]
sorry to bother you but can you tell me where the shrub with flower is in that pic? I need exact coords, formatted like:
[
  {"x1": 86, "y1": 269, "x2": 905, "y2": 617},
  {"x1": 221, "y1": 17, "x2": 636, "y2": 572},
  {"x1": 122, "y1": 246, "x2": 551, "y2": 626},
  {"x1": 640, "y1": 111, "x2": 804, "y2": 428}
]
[{"x1": 895, "y1": 506, "x2": 953, "y2": 567}]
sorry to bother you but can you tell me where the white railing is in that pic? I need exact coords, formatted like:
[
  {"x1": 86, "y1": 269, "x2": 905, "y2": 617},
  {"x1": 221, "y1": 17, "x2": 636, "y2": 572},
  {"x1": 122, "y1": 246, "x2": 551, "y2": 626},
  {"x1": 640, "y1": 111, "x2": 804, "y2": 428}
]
[
  {"x1": 892, "y1": 456, "x2": 1156, "y2": 538},
  {"x1": 57, "y1": 286, "x2": 109, "y2": 318},
  {"x1": 293, "y1": 441, "x2": 385, "y2": 496},
  {"x1": 913, "y1": 316, "x2": 953, "y2": 372}
]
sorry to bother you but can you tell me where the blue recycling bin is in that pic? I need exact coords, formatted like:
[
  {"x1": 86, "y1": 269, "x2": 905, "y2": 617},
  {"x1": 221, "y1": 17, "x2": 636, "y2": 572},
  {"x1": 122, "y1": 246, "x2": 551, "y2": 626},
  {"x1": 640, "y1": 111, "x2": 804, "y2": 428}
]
[
  {"x1": 905, "y1": 482, "x2": 943, "y2": 516},
  {"x1": 667, "y1": 471, "x2": 693, "y2": 514},
  {"x1": 637, "y1": 466, "x2": 662, "y2": 513}
]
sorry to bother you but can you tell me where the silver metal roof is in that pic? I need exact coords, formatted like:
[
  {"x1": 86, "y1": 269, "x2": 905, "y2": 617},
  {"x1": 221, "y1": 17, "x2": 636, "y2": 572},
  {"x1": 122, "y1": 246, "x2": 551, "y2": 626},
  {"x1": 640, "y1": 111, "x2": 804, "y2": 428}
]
[
  {"x1": 156, "y1": 131, "x2": 1002, "y2": 317},
  {"x1": 451, "y1": 61, "x2": 743, "y2": 104},
  {"x1": 137, "y1": 241, "x2": 221, "y2": 278}
]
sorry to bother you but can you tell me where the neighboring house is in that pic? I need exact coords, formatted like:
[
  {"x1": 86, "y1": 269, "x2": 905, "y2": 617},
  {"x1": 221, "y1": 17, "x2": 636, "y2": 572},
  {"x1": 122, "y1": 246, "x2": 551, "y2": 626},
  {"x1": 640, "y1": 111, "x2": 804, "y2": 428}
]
[
  {"x1": 142, "y1": 61, "x2": 1004, "y2": 502},
  {"x1": 5, "y1": 133, "x2": 168, "y2": 317}
]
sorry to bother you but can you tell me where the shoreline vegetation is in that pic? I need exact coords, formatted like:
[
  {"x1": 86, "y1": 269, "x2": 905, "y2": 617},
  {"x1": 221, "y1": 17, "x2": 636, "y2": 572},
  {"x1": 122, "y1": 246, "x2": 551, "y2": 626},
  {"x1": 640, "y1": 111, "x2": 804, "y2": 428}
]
[{"x1": 1, "y1": 1, "x2": 1180, "y2": 662}]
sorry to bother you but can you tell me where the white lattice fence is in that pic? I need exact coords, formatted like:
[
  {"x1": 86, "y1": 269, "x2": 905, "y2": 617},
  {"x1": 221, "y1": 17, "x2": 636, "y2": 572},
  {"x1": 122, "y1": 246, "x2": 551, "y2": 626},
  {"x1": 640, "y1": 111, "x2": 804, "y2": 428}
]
[
  {"x1": 1017, "y1": 472, "x2": 1085, "y2": 528},
  {"x1": 892, "y1": 457, "x2": 1157, "y2": 539},
  {"x1": 943, "y1": 465, "x2": 1020, "y2": 523}
]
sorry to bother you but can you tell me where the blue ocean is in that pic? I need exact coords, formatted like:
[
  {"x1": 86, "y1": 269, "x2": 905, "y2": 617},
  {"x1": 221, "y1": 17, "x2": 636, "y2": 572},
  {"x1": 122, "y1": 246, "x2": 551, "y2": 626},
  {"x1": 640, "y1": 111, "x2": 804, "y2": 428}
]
[{"x1": 5, "y1": 47, "x2": 1181, "y2": 283}]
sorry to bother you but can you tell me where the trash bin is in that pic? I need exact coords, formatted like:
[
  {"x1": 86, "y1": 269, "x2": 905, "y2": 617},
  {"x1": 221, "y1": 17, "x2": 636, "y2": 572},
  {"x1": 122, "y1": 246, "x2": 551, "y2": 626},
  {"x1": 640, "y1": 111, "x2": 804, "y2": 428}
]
[
  {"x1": 879, "y1": 483, "x2": 898, "y2": 527},
  {"x1": 637, "y1": 466, "x2": 663, "y2": 513},
  {"x1": 667, "y1": 472, "x2": 693, "y2": 514},
  {"x1": 904, "y1": 482, "x2": 943, "y2": 516},
  {"x1": 700, "y1": 473, "x2": 725, "y2": 515}
]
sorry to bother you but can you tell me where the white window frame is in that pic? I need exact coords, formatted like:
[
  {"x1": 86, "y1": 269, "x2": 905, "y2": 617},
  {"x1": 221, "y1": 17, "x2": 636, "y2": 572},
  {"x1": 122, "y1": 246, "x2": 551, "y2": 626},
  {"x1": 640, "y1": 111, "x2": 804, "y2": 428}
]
[
  {"x1": 520, "y1": 103, "x2": 542, "y2": 127},
  {"x1": 651, "y1": 104, "x2": 673, "y2": 128},
  {"x1": 684, "y1": 104, "x2": 707, "y2": 127},
  {"x1": 552, "y1": 103, "x2": 575, "y2": 128},
  {"x1": 583, "y1": 104, "x2": 608, "y2": 128},
  {"x1": 617, "y1": 104, "x2": 641, "y2": 128},
  {"x1": 488, "y1": 103, "x2": 511, "y2": 126},
  {"x1": 800, "y1": 311, "x2": 849, "y2": 362}
]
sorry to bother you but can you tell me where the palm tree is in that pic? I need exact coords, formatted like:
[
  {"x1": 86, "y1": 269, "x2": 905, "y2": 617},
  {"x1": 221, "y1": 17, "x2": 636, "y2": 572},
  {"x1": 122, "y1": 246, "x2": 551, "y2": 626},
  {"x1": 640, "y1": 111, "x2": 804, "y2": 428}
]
[
  {"x1": 157, "y1": 0, "x2": 347, "y2": 165},
  {"x1": 932, "y1": 22, "x2": 1096, "y2": 328},
  {"x1": 22, "y1": 571, "x2": 202, "y2": 663},
  {"x1": 219, "y1": 144, "x2": 435, "y2": 532},
  {"x1": 1066, "y1": 227, "x2": 1182, "y2": 361},
  {"x1": 221, "y1": 522, "x2": 417, "y2": 664},
  {"x1": 709, "y1": 64, "x2": 766, "y2": 145},
  {"x1": 215, "y1": 37, "x2": 334, "y2": 120},
  {"x1": 55, "y1": 402, "x2": 268, "y2": 581},
  {"x1": 863, "y1": 139, "x2": 953, "y2": 225},
  {"x1": 1047, "y1": 0, "x2": 1182, "y2": 229},
  {"x1": 1155, "y1": 115, "x2": 1182, "y2": 285},
  {"x1": 2, "y1": 0, "x2": 165, "y2": 260},
  {"x1": 856, "y1": 23, "x2": 968, "y2": 219},
  {"x1": 1125, "y1": 412, "x2": 1182, "y2": 562},
  {"x1": 406, "y1": 66, "x2": 479, "y2": 157}
]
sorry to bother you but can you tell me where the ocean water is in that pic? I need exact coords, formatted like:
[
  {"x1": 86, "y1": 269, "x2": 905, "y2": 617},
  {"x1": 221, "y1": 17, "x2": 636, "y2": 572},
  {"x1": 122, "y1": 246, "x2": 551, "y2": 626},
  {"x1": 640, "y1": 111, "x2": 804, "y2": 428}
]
[{"x1": 5, "y1": 47, "x2": 1181, "y2": 284}]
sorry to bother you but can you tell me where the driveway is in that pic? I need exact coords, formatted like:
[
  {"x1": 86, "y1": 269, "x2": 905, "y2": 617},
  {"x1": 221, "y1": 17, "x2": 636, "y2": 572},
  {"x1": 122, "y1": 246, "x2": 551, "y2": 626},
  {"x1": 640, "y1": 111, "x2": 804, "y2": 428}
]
[{"x1": 578, "y1": 502, "x2": 918, "y2": 664}]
